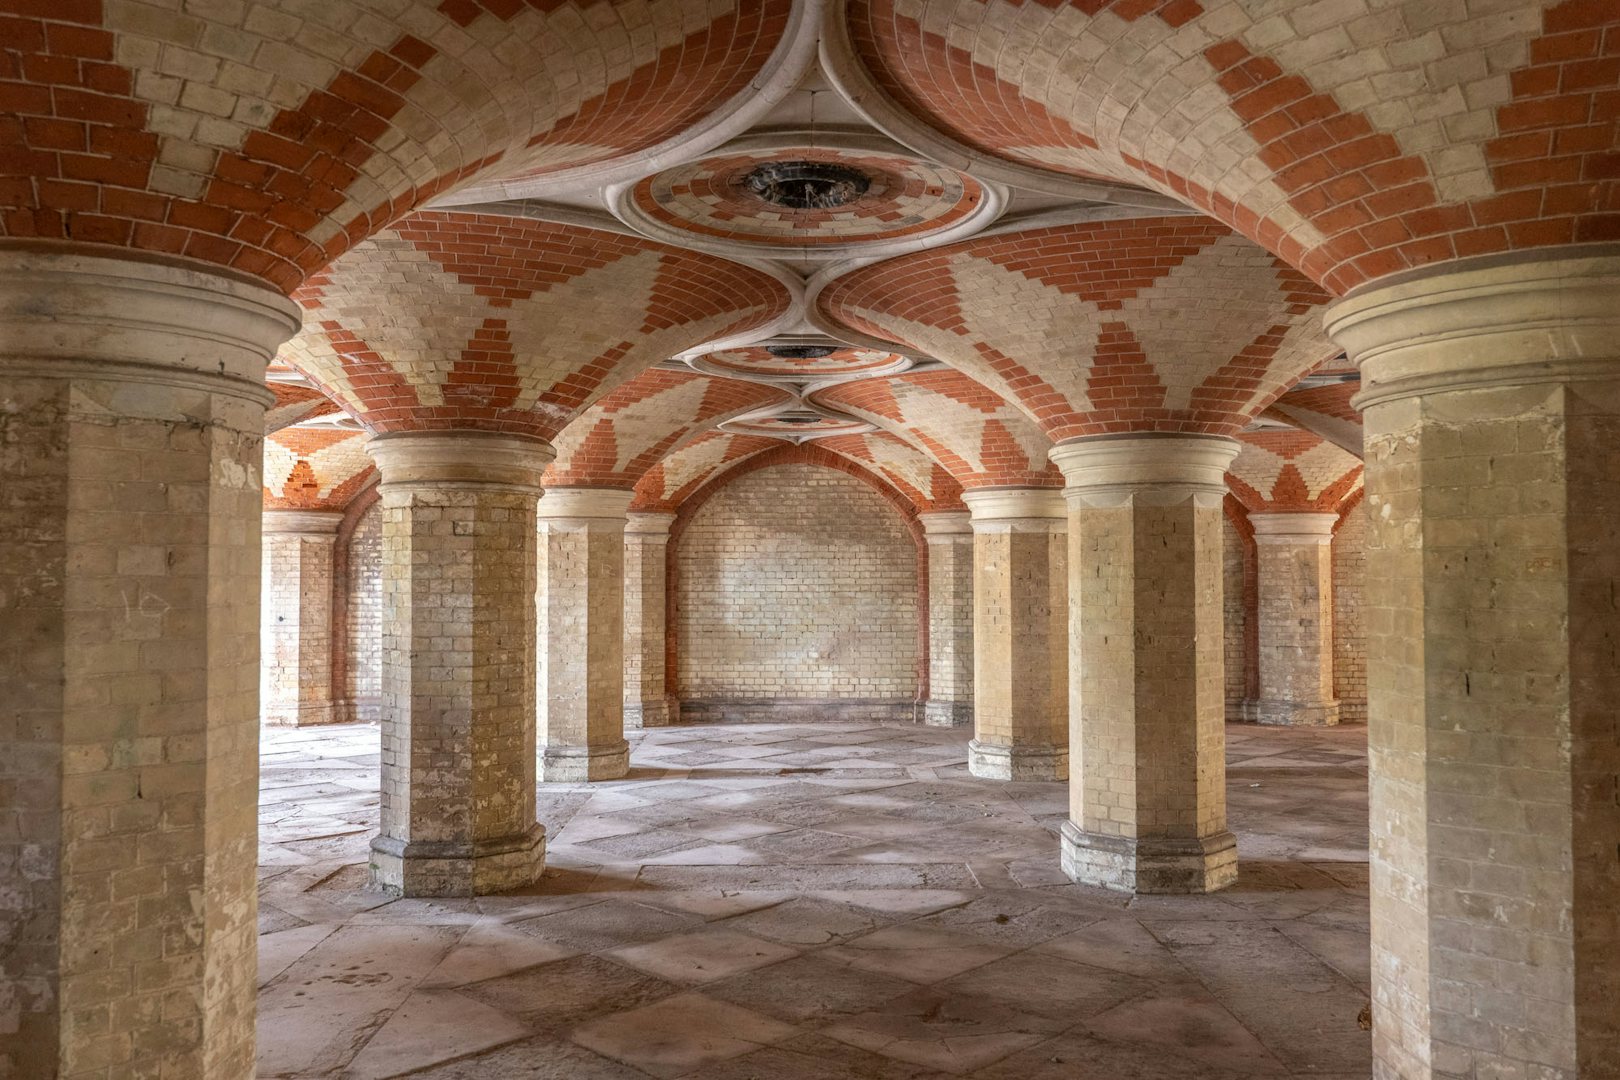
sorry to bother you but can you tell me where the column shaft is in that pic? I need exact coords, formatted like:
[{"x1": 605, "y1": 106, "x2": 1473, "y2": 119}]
[
  {"x1": 1327, "y1": 254, "x2": 1620, "y2": 1079},
  {"x1": 623, "y1": 511, "x2": 676, "y2": 729},
  {"x1": 366, "y1": 433, "x2": 550, "y2": 897},
  {"x1": 920, "y1": 512, "x2": 974, "y2": 727},
  {"x1": 0, "y1": 252, "x2": 297, "y2": 1079},
  {"x1": 1249, "y1": 512, "x2": 1341, "y2": 726},
  {"x1": 538, "y1": 489, "x2": 632, "y2": 781},
  {"x1": 1053, "y1": 436, "x2": 1241, "y2": 894},
  {"x1": 963, "y1": 490, "x2": 1067, "y2": 780},
  {"x1": 260, "y1": 511, "x2": 343, "y2": 726}
]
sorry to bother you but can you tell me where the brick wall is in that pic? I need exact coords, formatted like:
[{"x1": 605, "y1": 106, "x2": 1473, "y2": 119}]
[
  {"x1": 1333, "y1": 498, "x2": 1367, "y2": 725},
  {"x1": 674, "y1": 463, "x2": 920, "y2": 719},
  {"x1": 1222, "y1": 513, "x2": 1250, "y2": 721},
  {"x1": 345, "y1": 499, "x2": 383, "y2": 722}
]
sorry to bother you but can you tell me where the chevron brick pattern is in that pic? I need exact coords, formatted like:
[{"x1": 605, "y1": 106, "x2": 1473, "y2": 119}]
[
  {"x1": 1262, "y1": 380, "x2": 1364, "y2": 456},
  {"x1": 815, "y1": 431, "x2": 966, "y2": 512},
  {"x1": 266, "y1": 382, "x2": 341, "y2": 434},
  {"x1": 820, "y1": 218, "x2": 1334, "y2": 441},
  {"x1": 263, "y1": 427, "x2": 373, "y2": 511},
  {"x1": 278, "y1": 213, "x2": 789, "y2": 438},
  {"x1": 845, "y1": 0, "x2": 1620, "y2": 293},
  {"x1": 0, "y1": 0, "x2": 790, "y2": 291},
  {"x1": 630, "y1": 430, "x2": 781, "y2": 512},
  {"x1": 1227, "y1": 428, "x2": 1363, "y2": 513}
]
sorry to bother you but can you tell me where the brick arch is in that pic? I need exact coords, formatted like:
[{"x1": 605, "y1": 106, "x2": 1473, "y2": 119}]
[
  {"x1": 666, "y1": 444, "x2": 931, "y2": 711},
  {"x1": 0, "y1": 0, "x2": 795, "y2": 293},
  {"x1": 839, "y1": 0, "x2": 1620, "y2": 293},
  {"x1": 818, "y1": 219, "x2": 1334, "y2": 443}
]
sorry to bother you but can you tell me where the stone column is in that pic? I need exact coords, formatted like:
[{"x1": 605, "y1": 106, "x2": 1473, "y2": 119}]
[
  {"x1": 1051, "y1": 436, "x2": 1241, "y2": 895},
  {"x1": 261, "y1": 510, "x2": 343, "y2": 727},
  {"x1": 1326, "y1": 254, "x2": 1620, "y2": 1080},
  {"x1": 623, "y1": 510, "x2": 677, "y2": 730},
  {"x1": 961, "y1": 490, "x2": 1067, "y2": 780},
  {"x1": 920, "y1": 511, "x2": 974, "y2": 727},
  {"x1": 364, "y1": 433, "x2": 550, "y2": 897},
  {"x1": 537, "y1": 488, "x2": 632, "y2": 781},
  {"x1": 1247, "y1": 512, "x2": 1340, "y2": 726},
  {"x1": 0, "y1": 252, "x2": 298, "y2": 1079}
]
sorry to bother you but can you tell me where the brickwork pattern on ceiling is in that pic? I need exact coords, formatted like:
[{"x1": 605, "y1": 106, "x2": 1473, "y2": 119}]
[
  {"x1": 263, "y1": 427, "x2": 373, "y2": 511},
  {"x1": 812, "y1": 368, "x2": 1062, "y2": 489},
  {"x1": 630, "y1": 148, "x2": 985, "y2": 246},
  {"x1": 0, "y1": 0, "x2": 791, "y2": 291},
  {"x1": 630, "y1": 429, "x2": 781, "y2": 512},
  {"x1": 543, "y1": 368, "x2": 788, "y2": 489},
  {"x1": 703, "y1": 346, "x2": 905, "y2": 377},
  {"x1": 266, "y1": 381, "x2": 341, "y2": 433},
  {"x1": 814, "y1": 431, "x2": 966, "y2": 513},
  {"x1": 278, "y1": 213, "x2": 789, "y2": 438},
  {"x1": 845, "y1": 0, "x2": 1619, "y2": 293},
  {"x1": 1261, "y1": 380, "x2": 1364, "y2": 455},
  {"x1": 1227, "y1": 428, "x2": 1363, "y2": 512},
  {"x1": 820, "y1": 217, "x2": 1334, "y2": 442}
]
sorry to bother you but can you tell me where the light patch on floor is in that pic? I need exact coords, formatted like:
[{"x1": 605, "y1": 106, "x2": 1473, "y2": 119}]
[{"x1": 257, "y1": 721, "x2": 1371, "y2": 1078}]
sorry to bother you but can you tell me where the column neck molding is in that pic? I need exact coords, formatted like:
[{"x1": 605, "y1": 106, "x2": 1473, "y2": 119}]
[
  {"x1": 961, "y1": 488, "x2": 1066, "y2": 531},
  {"x1": 538, "y1": 487, "x2": 635, "y2": 522},
  {"x1": 0, "y1": 249, "x2": 299, "y2": 405},
  {"x1": 1248, "y1": 511, "x2": 1339, "y2": 544},
  {"x1": 263, "y1": 509, "x2": 345, "y2": 536},
  {"x1": 1050, "y1": 435, "x2": 1238, "y2": 509},
  {"x1": 1325, "y1": 248, "x2": 1620, "y2": 410},
  {"x1": 625, "y1": 510, "x2": 677, "y2": 539},
  {"x1": 918, "y1": 511, "x2": 972, "y2": 539},
  {"x1": 367, "y1": 431, "x2": 554, "y2": 494}
]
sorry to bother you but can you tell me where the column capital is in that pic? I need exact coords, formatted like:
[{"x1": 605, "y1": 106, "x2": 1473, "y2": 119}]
[
  {"x1": 366, "y1": 431, "x2": 554, "y2": 493},
  {"x1": 1248, "y1": 511, "x2": 1339, "y2": 544},
  {"x1": 961, "y1": 488, "x2": 1066, "y2": 529},
  {"x1": 262, "y1": 509, "x2": 345, "y2": 536},
  {"x1": 537, "y1": 487, "x2": 635, "y2": 522},
  {"x1": 1050, "y1": 435, "x2": 1239, "y2": 508},
  {"x1": 625, "y1": 510, "x2": 678, "y2": 538},
  {"x1": 918, "y1": 510, "x2": 972, "y2": 539},
  {"x1": 0, "y1": 249, "x2": 298, "y2": 401},
  {"x1": 1324, "y1": 247, "x2": 1620, "y2": 410}
]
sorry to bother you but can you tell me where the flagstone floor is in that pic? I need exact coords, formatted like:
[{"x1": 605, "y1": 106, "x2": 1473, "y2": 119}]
[{"x1": 257, "y1": 720, "x2": 1371, "y2": 1078}]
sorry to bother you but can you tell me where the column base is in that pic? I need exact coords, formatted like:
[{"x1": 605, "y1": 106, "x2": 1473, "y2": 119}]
[
  {"x1": 625, "y1": 696, "x2": 677, "y2": 729},
  {"x1": 968, "y1": 739, "x2": 1067, "y2": 781},
  {"x1": 1060, "y1": 821, "x2": 1237, "y2": 894},
  {"x1": 262, "y1": 701, "x2": 339, "y2": 727},
  {"x1": 924, "y1": 700, "x2": 973, "y2": 727},
  {"x1": 370, "y1": 823, "x2": 546, "y2": 897},
  {"x1": 540, "y1": 740, "x2": 630, "y2": 782},
  {"x1": 1242, "y1": 698, "x2": 1341, "y2": 726}
]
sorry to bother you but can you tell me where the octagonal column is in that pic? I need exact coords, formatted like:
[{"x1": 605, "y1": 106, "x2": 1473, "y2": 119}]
[
  {"x1": 624, "y1": 510, "x2": 677, "y2": 730},
  {"x1": 1052, "y1": 436, "x2": 1241, "y2": 894},
  {"x1": 1327, "y1": 253, "x2": 1620, "y2": 1080},
  {"x1": 364, "y1": 433, "x2": 550, "y2": 897},
  {"x1": 1247, "y1": 512, "x2": 1341, "y2": 726},
  {"x1": 537, "y1": 488, "x2": 632, "y2": 781},
  {"x1": 0, "y1": 251, "x2": 298, "y2": 1079},
  {"x1": 920, "y1": 511, "x2": 974, "y2": 727},
  {"x1": 260, "y1": 510, "x2": 343, "y2": 727},
  {"x1": 962, "y1": 490, "x2": 1067, "y2": 780}
]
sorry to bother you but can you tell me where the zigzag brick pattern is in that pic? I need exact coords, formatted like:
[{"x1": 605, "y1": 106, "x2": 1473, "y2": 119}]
[
  {"x1": 263, "y1": 428, "x2": 373, "y2": 511},
  {"x1": 1227, "y1": 428, "x2": 1363, "y2": 513}
]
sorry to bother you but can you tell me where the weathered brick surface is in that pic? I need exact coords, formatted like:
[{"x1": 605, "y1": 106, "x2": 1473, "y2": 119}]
[
  {"x1": 920, "y1": 512, "x2": 974, "y2": 727},
  {"x1": 260, "y1": 511, "x2": 341, "y2": 727},
  {"x1": 840, "y1": 1, "x2": 1620, "y2": 293},
  {"x1": 0, "y1": 1, "x2": 792, "y2": 291},
  {"x1": 263, "y1": 426, "x2": 373, "y2": 511},
  {"x1": 674, "y1": 463, "x2": 921, "y2": 719},
  {"x1": 819, "y1": 218, "x2": 1335, "y2": 441},
  {"x1": 623, "y1": 511, "x2": 676, "y2": 729},
  {"x1": 1249, "y1": 512, "x2": 1341, "y2": 726},
  {"x1": 1221, "y1": 509, "x2": 1255, "y2": 721},
  {"x1": 340, "y1": 495, "x2": 382, "y2": 724},
  {"x1": 1331, "y1": 495, "x2": 1367, "y2": 725}
]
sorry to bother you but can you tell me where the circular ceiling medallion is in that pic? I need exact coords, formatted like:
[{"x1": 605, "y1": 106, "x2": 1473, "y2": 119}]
[
  {"x1": 703, "y1": 346, "x2": 907, "y2": 378},
  {"x1": 624, "y1": 146, "x2": 991, "y2": 253},
  {"x1": 722, "y1": 411, "x2": 872, "y2": 438}
]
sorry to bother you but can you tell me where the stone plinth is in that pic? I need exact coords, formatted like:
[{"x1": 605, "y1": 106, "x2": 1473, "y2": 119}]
[
  {"x1": 538, "y1": 488, "x2": 632, "y2": 781},
  {"x1": 919, "y1": 512, "x2": 974, "y2": 727},
  {"x1": 962, "y1": 490, "x2": 1067, "y2": 781},
  {"x1": 365, "y1": 432, "x2": 551, "y2": 897},
  {"x1": 624, "y1": 511, "x2": 677, "y2": 729},
  {"x1": 1052, "y1": 435, "x2": 1241, "y2": 895},
  {"x1": 0, "y1": 251, "x2": 298, "y2": 1080},
  {"x1": 261, "y1": 510, "x2": 344, "y2": 727},
  {"x1": 1247, "y1": 512, "x2": 1341, "y2": 727},
  {"x1": 1326, "y1": 252, "x2": 1620, "y2": 1080}
]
